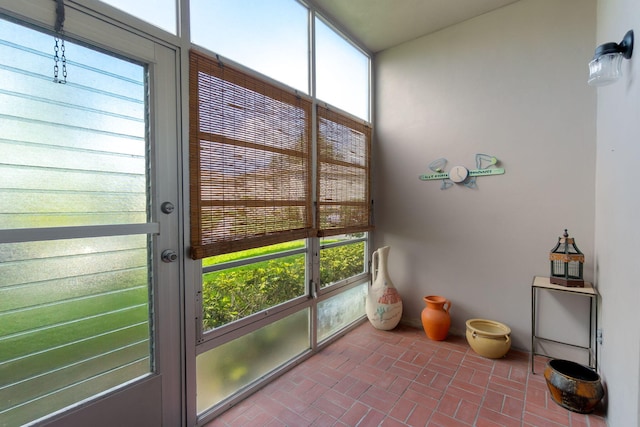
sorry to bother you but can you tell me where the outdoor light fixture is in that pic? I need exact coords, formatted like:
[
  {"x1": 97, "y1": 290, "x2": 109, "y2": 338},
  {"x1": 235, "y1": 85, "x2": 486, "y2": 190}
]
[{"x1": 588, "y1": 30, "x2": 634, "y2": 86}]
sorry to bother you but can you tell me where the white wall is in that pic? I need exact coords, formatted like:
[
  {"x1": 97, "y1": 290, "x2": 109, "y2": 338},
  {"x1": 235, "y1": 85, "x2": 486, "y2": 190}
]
[
  {"x1": 374, "y1": 0, "x2": 597, "y2": 354},
  {"x1": 594, "y1": 0, "x2": 640, "y2": 425}
]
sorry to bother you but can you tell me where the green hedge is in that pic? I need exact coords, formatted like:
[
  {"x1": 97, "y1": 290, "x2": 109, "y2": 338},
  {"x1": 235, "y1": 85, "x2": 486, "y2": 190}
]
[{"x1": 202, "y1": 242, "x2": 365, "y2": 329}]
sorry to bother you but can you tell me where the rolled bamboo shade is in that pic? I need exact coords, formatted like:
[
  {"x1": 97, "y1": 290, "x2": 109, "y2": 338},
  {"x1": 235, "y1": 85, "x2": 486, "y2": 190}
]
[
  {"x1": 317, "y1": 106, "x2": 373, "y2": 237},
  {"x1": 189, "y1": 49, "x2": 313, "y2": 259}
]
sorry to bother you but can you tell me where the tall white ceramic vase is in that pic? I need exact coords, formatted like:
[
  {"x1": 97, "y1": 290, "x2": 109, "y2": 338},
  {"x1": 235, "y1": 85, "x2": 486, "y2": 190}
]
[{"x1": 365, "y1": 246, "x2": 403, "y2": 330}]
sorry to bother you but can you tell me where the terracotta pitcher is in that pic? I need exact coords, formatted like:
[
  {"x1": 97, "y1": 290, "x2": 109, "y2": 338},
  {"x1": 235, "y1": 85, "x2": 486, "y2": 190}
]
[
  {"x1": 421, "y1": 295, "x2": 451, "y2": 340},
  {"x1": 365, "y1": 246, "x2": 403, "y2": 330}
]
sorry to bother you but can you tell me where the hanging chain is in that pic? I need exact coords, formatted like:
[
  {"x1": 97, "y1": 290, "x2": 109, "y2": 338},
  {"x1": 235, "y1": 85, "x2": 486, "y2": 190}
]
[
  {"x1": 53, "y1": 0, "x2": 67, "y2": 84},
  {"x1": 53, "y1": 35, "x2": 67, "y2": 84}
]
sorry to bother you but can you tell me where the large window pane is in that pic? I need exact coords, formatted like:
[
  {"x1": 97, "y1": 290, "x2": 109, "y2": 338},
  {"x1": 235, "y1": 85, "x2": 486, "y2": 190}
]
[
  {"x1": 196, "y1": 309, "x2": 309, "y2": 413},
  {"x1": 320, "y1": 235, "x2": 365, "y2": 288},
  {"x1": 315, "y1": 18, "x2": 369, "y2": 120},
  {"x1": 190, "y1": 0, "x2": 308, "y2": 93},
  {"x1": 99, "y1": 0, "x2": 176, "y2": 34},
  {"x1": 202, "y1": 241, "x2": 306, "y2": 330},
  {"x1": 0, "y1": 236, "x2": 152, "y2": 426}
]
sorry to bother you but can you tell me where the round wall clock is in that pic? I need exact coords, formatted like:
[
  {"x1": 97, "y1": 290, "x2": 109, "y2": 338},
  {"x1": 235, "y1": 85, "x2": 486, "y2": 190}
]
[{"x1": 449, "y1": 165, "x2": 469, "y2": 183}]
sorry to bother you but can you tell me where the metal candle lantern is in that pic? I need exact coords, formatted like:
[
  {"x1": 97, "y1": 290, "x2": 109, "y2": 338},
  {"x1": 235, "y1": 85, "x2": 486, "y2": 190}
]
[{"x1": 549, "y1": 229, "x2": 584, "y2": 287}]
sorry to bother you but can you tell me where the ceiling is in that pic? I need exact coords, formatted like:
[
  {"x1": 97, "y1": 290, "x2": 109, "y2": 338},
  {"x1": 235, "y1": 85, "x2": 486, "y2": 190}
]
[{"x1": 308, "y1": 0, "x2": 522, "y2": 53}]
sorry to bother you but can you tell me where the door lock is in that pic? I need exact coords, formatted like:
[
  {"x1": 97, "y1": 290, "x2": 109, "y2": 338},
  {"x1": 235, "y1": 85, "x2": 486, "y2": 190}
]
[
  {"x1": 161, "y1": 201, "x2": 175, "y2": 214},
  {"x1": 161, "y1": 249, "x2": 178, "y2": 263}
]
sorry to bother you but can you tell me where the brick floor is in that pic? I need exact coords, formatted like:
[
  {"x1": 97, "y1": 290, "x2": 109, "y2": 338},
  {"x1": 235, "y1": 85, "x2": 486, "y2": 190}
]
[{"x1": 205, "y1": 322, "x2": 607, "y2": 426}]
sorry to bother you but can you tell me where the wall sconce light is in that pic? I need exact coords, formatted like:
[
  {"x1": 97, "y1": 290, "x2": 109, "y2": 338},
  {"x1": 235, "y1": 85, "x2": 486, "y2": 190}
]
[{"x1": 588, "y1": 30, "x2": 634, "y2": 86}]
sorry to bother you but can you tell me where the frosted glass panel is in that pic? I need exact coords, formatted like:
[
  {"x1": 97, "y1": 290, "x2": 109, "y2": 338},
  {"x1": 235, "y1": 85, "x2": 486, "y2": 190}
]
[
  {"x1": 190, "y1": 0, "x2": 308, "y2": 93},
  {"x1": 318, "y1": 283, "x2": 367, "y2": 342},
  {"x1": 315, "y1": 18, "x2": 369, "y2": 120},
  {"x1": 0, "y1": 236, "x2": 152, "y2": 426},
  {"x1": 0, "y1": 20, "x2": 147, "y2": 229},
  {"x1": 196, "y1": 309, "x2": 309, "y2": 413}
]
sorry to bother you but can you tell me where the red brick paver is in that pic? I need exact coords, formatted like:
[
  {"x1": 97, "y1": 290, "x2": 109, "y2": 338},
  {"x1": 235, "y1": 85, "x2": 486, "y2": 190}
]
[{"x1": 206, "y1": 322, "x2": 607, "y2": 426}]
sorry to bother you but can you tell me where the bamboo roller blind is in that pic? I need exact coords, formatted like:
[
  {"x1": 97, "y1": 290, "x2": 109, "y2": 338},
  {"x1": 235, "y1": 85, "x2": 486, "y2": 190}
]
[
  {"x1": 189, "y1": 50, "x2": 313, "y2": 259},
  {"x1": 316, "y1": 106, "x2": 372, "y2": 237},
  {"x1": 189, "y1": 49, "x2": 372, "y2": 259}
]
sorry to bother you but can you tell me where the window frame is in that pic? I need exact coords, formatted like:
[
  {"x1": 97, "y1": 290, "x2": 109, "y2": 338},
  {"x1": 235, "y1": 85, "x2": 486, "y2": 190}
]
[{"x1": 190, "y1": 38, "x2": 372, "y2": 342}]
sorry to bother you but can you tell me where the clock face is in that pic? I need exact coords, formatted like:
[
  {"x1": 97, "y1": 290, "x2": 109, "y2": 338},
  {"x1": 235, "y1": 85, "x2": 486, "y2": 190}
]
[{"x1": 449, "y1": 166, "x2": 469, "y2": 183}]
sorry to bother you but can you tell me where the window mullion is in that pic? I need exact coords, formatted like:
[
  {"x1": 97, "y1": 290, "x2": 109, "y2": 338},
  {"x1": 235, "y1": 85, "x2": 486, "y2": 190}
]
[{"x1": 309, "y1": 7, "x2": 319, "y2": 341}]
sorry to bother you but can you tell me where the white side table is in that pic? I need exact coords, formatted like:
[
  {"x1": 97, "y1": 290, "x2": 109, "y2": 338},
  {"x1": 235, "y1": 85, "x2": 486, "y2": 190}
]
[{"x1": 530, "y1": 276, "x2": 598, "y2": 373}]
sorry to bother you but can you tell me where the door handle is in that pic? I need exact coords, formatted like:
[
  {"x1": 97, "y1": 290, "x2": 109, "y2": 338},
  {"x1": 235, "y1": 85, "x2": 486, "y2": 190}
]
[
  {"x1": 161, "y1": 201, "x2": 175, "y2": 214},
  {"x1": 161, "y1": 249, "x2": 178, "y2": 263}
]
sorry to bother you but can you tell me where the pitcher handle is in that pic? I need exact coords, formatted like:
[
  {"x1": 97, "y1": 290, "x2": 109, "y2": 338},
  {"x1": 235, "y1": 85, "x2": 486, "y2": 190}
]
[
  {"x1": 371, "y1": 250, "x2": 378, "y2": 283},
  {"x1": 443, "y1": 299, "x2": 452, "y2": 313}
]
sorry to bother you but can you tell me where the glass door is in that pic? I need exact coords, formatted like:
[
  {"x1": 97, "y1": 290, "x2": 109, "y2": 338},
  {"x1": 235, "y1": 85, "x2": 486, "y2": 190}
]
[{"x1": 0, "y1": 4, "x2": 181, "y2": 426}]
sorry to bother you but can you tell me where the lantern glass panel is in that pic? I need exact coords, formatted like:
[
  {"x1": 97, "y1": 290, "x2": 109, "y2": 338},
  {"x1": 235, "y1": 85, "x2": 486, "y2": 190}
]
[{"x1": 552, "y1": 260, "x2": 565, "y2": 276}]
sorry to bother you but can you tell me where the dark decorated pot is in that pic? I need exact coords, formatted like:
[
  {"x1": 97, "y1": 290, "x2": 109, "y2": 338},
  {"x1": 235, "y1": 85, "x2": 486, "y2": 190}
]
[{"x1": 544, "y1": 359, "x2": 604, "y2": 414}]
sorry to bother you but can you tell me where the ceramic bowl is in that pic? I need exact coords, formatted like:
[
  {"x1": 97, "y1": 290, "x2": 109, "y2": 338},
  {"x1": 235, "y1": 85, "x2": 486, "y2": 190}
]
[{"x1": 465, "y1": 318, "x2": 511, "y2": 358}]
